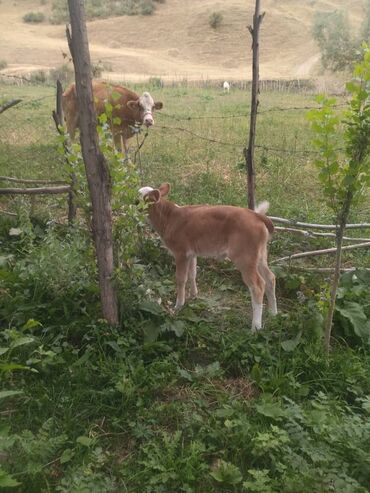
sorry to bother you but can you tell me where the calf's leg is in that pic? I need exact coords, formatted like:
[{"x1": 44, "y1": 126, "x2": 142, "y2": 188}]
[
  {"x1": 174, "y1": 255, "x2": 191, "y2": 310},
  {"x1": 238, "y1": 261, "x2": 266, "y2": 331},
  {"x1": 187, "y1": 256, "x2": 198, "y2": 298},
  {"x1": 258, "y1": 254, "x2": 277, "y2": 315}
]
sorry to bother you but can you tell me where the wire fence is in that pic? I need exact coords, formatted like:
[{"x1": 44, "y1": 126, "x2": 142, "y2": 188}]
[{"x1": 0, "y1": 75, "x2": 350, "y2": 217}]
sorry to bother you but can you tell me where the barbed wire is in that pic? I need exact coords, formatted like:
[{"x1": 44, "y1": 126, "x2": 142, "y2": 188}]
[
  {"x1": 0, "y1": 86, "x2": 347, "y2": 157},
  {"x1": 157, "y1": 102, "x2": 347, "y2": 122},
  {"x1": 154, "y1": 124, "x2": 240, "y2": 147},
  {"x1": 153, "y1": 124, "x2": 344, "y2": 155}
]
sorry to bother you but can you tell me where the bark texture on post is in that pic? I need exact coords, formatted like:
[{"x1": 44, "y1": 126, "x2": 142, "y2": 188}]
[
  {"x1": 66, "y1": 0, "x2": 119, "y2": 325},
  {"x1": 245, "y1": 0, "x2": 265, "y2": 210}
]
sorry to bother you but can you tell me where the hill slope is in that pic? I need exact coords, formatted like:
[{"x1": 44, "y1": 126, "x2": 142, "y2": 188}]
[{"x1": 0, "y1": 0, "x2": 364, "y2": 81}]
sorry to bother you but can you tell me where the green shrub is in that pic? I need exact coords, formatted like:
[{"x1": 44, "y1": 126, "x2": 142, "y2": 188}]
[
  {"x1": 49, "y1": 63, "x2": 74, "y2": 85},
  {"x1": 140, "y1": 0, "x2": 155, "y2": 15},
  {"x1": 29, "y1": 70, "x2": 48, "y2": 84},
  {"x1": 209, "y1": 11, "x2": 223, "y2": 29},
  {"x1": 23, "y1": 11, "x2": 45, "y2": 23},
  {"x1": 0, "y1": 59, "x2": 7, "y2": 70},
  {"x1": 148, "y1": 76, "x2": 164, "y2": 88}
]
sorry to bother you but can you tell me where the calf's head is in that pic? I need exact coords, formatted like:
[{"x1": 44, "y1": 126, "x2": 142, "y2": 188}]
[
  {"x1": 127, "y1": 92, "x2": 163, "y2": 127},
  {"x1": 138, "y1": 183, "x2": 170, "y2": 205}
]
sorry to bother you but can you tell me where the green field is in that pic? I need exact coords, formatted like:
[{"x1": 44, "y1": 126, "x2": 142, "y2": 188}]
[{"x1": 0, "y1": 81, "x2": 369, "y2": 492}]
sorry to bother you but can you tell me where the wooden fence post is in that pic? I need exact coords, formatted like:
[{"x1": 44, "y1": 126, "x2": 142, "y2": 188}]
[
  {"x1": 52, "y1": 79, "x2": 77, "y2": 223},
  {"x1": 66, "y1": 0, "x2": 119, "y2": 326},
  {"x1": 245, "y1": 0, "x2": 265, "y2": 210}
]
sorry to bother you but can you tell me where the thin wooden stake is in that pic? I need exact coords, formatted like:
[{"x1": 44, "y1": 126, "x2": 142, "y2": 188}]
[{"x1": 245, "y1": 0, "x2": 265, "y2": 210}]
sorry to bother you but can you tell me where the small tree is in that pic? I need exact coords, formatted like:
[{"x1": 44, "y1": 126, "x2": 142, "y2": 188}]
[
  {"x1": 313, "y1": 4, "x2": 370, "y2": 72},
  {"x1": 307, "y1": 45, "x2": 370, "y2": 354},
  {"x1": 209, "y1": 12, "x2": 223, "y2": 29},
  {"x1": 312, "y1": 10, "x2": 357, "y2": 72}
]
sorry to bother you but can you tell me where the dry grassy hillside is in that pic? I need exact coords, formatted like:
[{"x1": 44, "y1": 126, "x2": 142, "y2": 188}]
[{"x1": 0, "y1": 0, "x2": 364, "y2": 81}]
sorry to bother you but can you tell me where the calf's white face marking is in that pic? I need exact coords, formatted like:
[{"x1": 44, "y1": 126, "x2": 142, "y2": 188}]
[{"x1": 138, "y1": 186, "x2": 154, "y2": 199}]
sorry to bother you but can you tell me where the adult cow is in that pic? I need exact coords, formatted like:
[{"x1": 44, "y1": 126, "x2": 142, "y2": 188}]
[{"x1": 62, "y1": 80, "x2": 163, "y2": 153}]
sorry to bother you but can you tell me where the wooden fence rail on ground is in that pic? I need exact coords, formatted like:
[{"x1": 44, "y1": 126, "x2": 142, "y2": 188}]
[
  {"x1": 0, "y1": 186, "x2": 71, "y2": 195},
  {"x1": 0, "y1": 176, "x2": 67, "y2": 185}
]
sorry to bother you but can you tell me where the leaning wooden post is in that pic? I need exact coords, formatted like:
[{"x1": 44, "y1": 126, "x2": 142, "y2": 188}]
[
  {"x1": 52, "y1": 79, "x2": 77, "y2": 223},
  {"x1": 245, "y1": 0, "x2": 265, "y2": 210},
  {"x1": 66, "y1": 0, "x2": 119, "y2": 326}
]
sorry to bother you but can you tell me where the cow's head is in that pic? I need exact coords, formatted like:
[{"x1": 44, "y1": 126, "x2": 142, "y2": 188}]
[{"x1": 127, "y1": 92, "x2": 163, "y2": 127}]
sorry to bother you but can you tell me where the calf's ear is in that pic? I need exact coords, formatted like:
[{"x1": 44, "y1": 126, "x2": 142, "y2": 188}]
[
  {"x1": 147, "y1": 190, "x2": 161, "y2": 203},
  {"x1": 159, "y1": 183, "x2": 170, "y2": 196},
  {"x1": 154, "y1": 101, "x2": 163, "y2": 110},
  {"x1": 127, "y1": 100, "x2": 139, "y2": 111}
]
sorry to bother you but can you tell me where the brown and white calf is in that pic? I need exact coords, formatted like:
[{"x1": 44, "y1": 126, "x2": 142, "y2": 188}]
[
  {"x1": 139, "y1": 183, "x2": 277, "y2": 331},
  {"x1": 62, "y1": 81, "x2": 163, "y2": 153}
]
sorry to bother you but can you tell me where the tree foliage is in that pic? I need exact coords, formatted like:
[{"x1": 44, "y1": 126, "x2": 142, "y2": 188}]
[
  {"x1": 307, "y1": 45, "x2": 370, "y2": 351},
  {"x1": 313, "y1": 4, "x2": 370, "y2": 72}
]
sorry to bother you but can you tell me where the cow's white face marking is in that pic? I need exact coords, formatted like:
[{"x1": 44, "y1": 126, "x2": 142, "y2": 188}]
[
  {"x1": 138, "y1": 186, "x2": 154, "y2": 198},
  {"x1": 139, "y1": 92, "x2": 155, "y2": 127}
]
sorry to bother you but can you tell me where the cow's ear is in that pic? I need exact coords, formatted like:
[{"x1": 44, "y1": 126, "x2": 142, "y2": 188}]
[
  {"x1": 159, "y1": 183, "x2": 170, "y2": 197},
  {"x1": 154, "y1": 101, "x2": 163, "y2": 110},
  {"x1": 146, "y1": 189, "x2": 161, "y2": 203},
  {"x1": 127, "y1": 100, "x2": 139, "y2": 111}
]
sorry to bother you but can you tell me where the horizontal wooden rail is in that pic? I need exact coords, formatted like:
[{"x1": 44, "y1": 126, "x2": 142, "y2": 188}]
[
  {"x1": 0, "y1": 186, "x2": 71, "y2": 195},
  {"x1": 275, "y1": 226, "x2": 370, "y2": 242},
  {"x1": 270, "y1": 216, "x2": 370, "y2": 230},
  {"x1": 273, "y1": 241, "x2": 370, "y2": 263},
  {"x1": 0, "y1": 176, "x2": 67, "y2": 185}
]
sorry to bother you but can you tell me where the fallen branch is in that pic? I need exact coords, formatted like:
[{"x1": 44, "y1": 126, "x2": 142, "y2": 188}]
[
  {"x1": 275, "y1": 226, "x2": 370, "y2": 242},
  {"x1": 0, "y1": 99, "x2": 22, "y2": 115},
  {"x1": 0, "y1": 176, "x2": 67, "y2": 185},
  {"x1": 270, "y1": 216, "x2": 370, "y2": 230},
  {"x1": 0, "y1": 208, "x2": 17, "y2": 217},
  {"x1": 287, "y1": 266, "x2": 370, "y2": 272},
  {"x1": 0, "y1": 186, "x2": 71, "y2": 195},
  {"x1": 272, "y1": 241, "x2": 370, "y2": 263}
]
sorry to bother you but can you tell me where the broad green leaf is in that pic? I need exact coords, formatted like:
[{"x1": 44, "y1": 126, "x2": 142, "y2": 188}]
[
  {"x1": 281, "y1": 331, "x2": 302, "y2": 352},
  {"x1": 0, "y1": 468, "x2": 21, "y2": 488},
  {"x1": 255, "y1": 400, "x2": 286, "y2": 419},
  {"x1": 138, "y1": 300, "x2": 164, "y2": 316},
  {"x1": 11, "y1": 337, "x2": 35, "y2": 349},
  {"x1": 0, "y1": 347, "x2": 9, "y2": 356},
  {"x1": 210, "y1": 460, "x2": 242, "y2": 485},
  {"x1": 60, "y1": 448, "x2": 75, "y2": 464},
  {"x1": 0, "y1": 363, "x2": 33, "y2": 372},
  {"x1": 22, "y1": 319, "x2": 42, "y2": 330},
  {"x1": 76, "y1": 436, "x2": 94, "y2": 447},
  {"x1": 336, "y1": 302, "x2": 368, "y2": 339}
]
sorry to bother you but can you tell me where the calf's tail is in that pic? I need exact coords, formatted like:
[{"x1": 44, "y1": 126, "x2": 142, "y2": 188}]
[{"x1": 255, "y1": 201, "x2": 274, "y2": 235}]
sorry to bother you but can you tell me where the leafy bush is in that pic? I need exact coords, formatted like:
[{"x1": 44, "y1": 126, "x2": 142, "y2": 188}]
[
  {"x1": 334, "y1": 270, "x2": 370, "y2": 345},
  {"x1": 140, "y1": 0, "x2": 155, "y2": 15},
  {"x1": 49, "y1": 63, "x2": 74, "y2": 84},
  {"x1": 312, "y1": 5, "x2": 370, "y2": 71},
  {"x1": 49, "y1": 0, "x2": 159, "y2": 24},
  {"x1": 28, "y1": 70, "x2": 47, "y2": 83},
  {"x1": 0, "y1": 225, "x2": 98, "y2": 325},
  {"x1": 23, "y1": 11, "x2": 45, "y2": 23},
  {"x1": 148, "y1": 76, "x2": 164, "y2": 88},
  {"x1": 0, "y1": 60, "x2": 7, "y2": 70},
  {"x1": 209, "y1": 11, "x2": 223, "y2": 29}
]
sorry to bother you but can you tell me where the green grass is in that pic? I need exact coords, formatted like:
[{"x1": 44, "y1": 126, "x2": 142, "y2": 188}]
[{"x1": 0, "y1": 81, "x2": 369, "y2": 492}]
